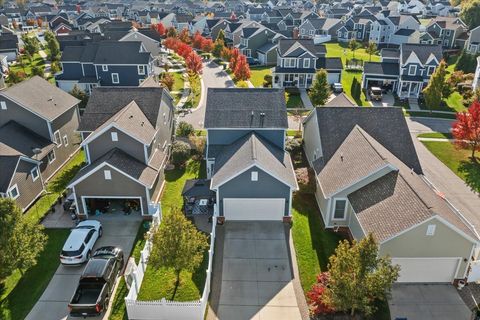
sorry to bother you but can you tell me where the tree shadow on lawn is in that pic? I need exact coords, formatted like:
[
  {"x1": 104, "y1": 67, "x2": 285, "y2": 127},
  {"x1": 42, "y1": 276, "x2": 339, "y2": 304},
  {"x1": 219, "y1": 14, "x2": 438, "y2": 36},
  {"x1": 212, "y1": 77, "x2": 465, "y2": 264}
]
[{"x1": 458, "y1": 159, "x2": 480, "y2": 194}]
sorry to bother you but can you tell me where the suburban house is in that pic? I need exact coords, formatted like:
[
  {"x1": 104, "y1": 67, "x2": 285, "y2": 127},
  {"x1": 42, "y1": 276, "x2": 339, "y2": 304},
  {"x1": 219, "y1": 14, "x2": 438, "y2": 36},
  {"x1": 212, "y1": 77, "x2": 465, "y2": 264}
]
[
  {"x1": 466, "y1": 26, "x2": 480, "y2": 54},
  {"x1": 473, "y1": 56, "x2": 480, "y2": 90},
  {"x1": 0, "y1": 32, "x2": 18, "y2": 61},
  {"x1": 369, "y1": 15, "x2": 420, "y2": 45},
  {"x1": 298, "y1": 18, "x2": 343, "y2": 42},
  {"x1": 272, "y1": 39, "x2": 343, "y2": 89},
  {"x1": 237, "y1": 24, "x2": 277, "y2": 61},
  {"x1": 0, "y1": 77, "x2": 81, "y2": 211},
  {"x1": 362, "y1": 43, "x2": 443, "y2": 98},
  {"x1": 303, "y1": 107, "x2": 480, "y2": 283},
  {"x1": 337, "y1": 16, "x2": 375, "y2": 43},
  {"x1": 204, "y1": 88, "x2": 298, "y2": 221},
  {"x1": 423, "y1": 17, "x2": 468, "y2": 49},
  {"x1": 118, "y1": 28, "x2": 162, "y2": 56},
  {"x1": 68, "y1": 86, "x2": 174, "y2": 219},
  {"x1": 55, "y1": 41, "x2": 154, "y2": 94}
]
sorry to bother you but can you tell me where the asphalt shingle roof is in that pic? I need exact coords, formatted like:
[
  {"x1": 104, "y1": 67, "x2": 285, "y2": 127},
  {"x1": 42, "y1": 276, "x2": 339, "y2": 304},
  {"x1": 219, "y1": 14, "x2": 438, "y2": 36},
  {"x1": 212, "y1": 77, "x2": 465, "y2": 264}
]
[
  {"x1": 204, "y1": 88, "x2": 288, "y2": 129},
  {"x1": 0, "y1": 76, "x2": 79, "y2": 121},
  {"x1": 364, "y1": 62, "x2": 399, "y2": 76},
  {"x1": 277, "y1": 38, "x2": 326, "y2": 57},
  {"x1": 401, "y1": 43, "x2": 443, "y2": 65},
  {"x1": 210, "y1": 133, "x2": 297, "y2": 189}
]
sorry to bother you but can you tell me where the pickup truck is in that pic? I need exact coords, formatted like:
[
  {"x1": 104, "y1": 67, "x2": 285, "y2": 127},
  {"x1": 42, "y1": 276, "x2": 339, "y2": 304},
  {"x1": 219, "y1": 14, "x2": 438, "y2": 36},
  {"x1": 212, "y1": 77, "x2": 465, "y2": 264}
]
[{"x1": 68, "y1": 246, "x2": 124, "y2": 317}]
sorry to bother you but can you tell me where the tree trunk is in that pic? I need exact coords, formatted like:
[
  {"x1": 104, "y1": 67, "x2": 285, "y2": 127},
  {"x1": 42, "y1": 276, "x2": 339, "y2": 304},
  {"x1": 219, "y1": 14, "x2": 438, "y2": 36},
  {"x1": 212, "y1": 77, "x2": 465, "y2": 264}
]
[{"x1": 172, "y1": 269, "x2": 181, "y2": 300}]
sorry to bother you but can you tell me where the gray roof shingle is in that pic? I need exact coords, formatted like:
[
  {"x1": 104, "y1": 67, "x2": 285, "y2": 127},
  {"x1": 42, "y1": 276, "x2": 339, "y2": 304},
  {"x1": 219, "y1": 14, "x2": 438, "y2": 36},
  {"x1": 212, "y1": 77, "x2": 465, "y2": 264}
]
[
  {"x1": 401, "y1": 43, "x2": 443, "y2": 64},
  {"x1": 204, "y1": 88, "x2": 288, "y2": 129},
  {"x1": 364, "y1": 62, "x2": 399, "y2": 76},
  {"x1": 211, "y1": 133, "x2": 296, "y2": 189},
  {"x1": 0, "y1": 76, "x2": 79, "y2": 121}
]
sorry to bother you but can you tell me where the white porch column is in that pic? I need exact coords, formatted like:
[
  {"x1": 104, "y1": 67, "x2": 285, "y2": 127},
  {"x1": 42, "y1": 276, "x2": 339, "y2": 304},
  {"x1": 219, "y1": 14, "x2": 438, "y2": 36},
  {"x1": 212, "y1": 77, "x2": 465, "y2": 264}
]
[{"x1": 408, "y1": 82, "x2": 412, "y2": 96}]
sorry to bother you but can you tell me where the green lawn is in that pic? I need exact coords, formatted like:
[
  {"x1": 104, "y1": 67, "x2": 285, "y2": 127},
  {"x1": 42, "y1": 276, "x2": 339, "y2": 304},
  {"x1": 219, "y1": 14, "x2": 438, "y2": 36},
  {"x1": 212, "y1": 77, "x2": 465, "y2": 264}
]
[
  {"x1": 9, "y1": 52, "x2": 45, "y2": 80},
  {"x1": 109, "y1": 224, "x2": 149, "y2": 320},
  {"x1": 421, "y1": 140, "x2": 471, "y2": 180},
  {"x1": 324, "y1": 42, "x2": 380, "y2": 106},
  {"x1": 292, "y1": 192, "x2": 345, "y2": 292},
  {"x1": 286, "y1": 93, "x2": 304, "y2": 108},
  {"x1": 250, "y1": 66, "x2": 272, "y2": 87},
  {"x1": 25, "y1": 151, "x2": 85, "y2": 223},
  {"x1": 418, "y1": 132, "x2": 453, "y2": 139},
  {"x1": 170, "y1": 72, "x2": 185, "y2": 93},
  {"x1": 404, "y1": 110, "x2": 457, "y2": 119},
  {"x1": 136, "y1": 159, "x2": 208, "y2": 301},
  {"x1": 0, "y1": 229, "x2": 70, "y2": 320},
  {"x1": 183, "y1": 75, "x2": 201, "y2": 109}
]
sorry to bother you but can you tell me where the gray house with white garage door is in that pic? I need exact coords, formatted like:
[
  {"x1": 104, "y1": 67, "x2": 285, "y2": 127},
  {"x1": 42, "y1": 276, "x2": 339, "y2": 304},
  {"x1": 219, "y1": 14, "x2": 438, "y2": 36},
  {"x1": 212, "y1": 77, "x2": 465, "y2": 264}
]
[
  {"x1": 68, "y1": 85, "x2": 174, "y2": 219},
  {"x1": 303, "y1": 107, "x2": 480, "y2": 283},
  {"x1": 205, "y1": 88, "x2": 298, "y2": 222}
]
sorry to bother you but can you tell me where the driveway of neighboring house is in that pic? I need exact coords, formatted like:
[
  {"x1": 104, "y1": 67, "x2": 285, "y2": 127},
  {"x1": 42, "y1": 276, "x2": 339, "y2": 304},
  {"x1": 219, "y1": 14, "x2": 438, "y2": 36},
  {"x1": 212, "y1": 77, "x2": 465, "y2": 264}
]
[
  {"x1": 209, "y1": 222, "x2": 302, "y2": 320},
  {"x1": 371, "y1": 92, "x2": 395, "y2": 107},
  {"x1": 26, "y1": 214, "x2": 142, "y2": 320},
  {"x1": 388, "y1": 284, "x2": 471, "y2": 320}
]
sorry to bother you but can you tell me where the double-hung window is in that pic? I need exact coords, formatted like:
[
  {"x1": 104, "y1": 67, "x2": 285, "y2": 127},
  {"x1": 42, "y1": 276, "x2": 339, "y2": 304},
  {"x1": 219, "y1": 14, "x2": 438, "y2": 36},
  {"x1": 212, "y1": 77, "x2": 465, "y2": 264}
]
[
  {"x1": 138, "y1": 65, "x2": 146, "y2": 75},
  {"x1": 8, "y1": 184, "x2": 19, "y2": 199},
  {"x1": 47, "y1": 150, "x2": 56, "y2": 164},
  {"x1": 54, "y1": 130, "x2": 62, "y2": 147},
  {"x1": 284, "y1": 58, "x2": 296, "y2": 68},
  {"x1": 112, "y1": 73, "x2": 119, "y2": 84},
  {"x1": 31, "y1": 167, "x2": 39, "y2": 181},
  {"x1": 408, "y1": 65, "x2": 416, "y2": 76},
  {"x1": 303, "y1": 59, "x2": 310, "y2": 68},
  {"x1": 102, "y1": 65, "x2": 108, "y2": 71}
]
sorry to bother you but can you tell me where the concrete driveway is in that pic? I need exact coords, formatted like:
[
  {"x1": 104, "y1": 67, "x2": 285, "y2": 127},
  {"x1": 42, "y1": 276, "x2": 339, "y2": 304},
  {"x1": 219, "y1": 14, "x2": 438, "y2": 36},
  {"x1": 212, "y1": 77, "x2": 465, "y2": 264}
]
[
  {"x1": 371, "y1": 92, "x2": 395, "y2": 107},
  {"x1": 26, "y1": 215, "x2": 142, "y2": 320},
  {"x1": 212, "y1": 222, "x2": 302, "y2": 320},
  {"x1": 388, "y1": 284, "x2": 471, "y2": 320}
]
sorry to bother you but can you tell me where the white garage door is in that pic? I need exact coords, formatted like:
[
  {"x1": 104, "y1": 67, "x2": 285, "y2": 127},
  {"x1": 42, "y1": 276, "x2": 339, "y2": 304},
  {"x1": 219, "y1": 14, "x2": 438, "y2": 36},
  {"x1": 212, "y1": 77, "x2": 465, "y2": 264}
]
[
  {"x1": 392, "y1": 258, "x2": 460, "y2": 283},
  {"x1": 223, "y1": 198, "x2": 285, "y2": 221},
  {"x1": 327, "y1": 73, "x2": 339, "y2": 84}
]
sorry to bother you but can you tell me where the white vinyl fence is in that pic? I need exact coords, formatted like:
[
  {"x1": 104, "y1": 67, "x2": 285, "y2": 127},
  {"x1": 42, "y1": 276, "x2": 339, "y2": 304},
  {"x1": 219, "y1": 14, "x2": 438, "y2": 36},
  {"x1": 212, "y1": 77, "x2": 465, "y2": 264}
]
[{"x1": 125, "y1": 214, "x2": 217, "y2": 320}]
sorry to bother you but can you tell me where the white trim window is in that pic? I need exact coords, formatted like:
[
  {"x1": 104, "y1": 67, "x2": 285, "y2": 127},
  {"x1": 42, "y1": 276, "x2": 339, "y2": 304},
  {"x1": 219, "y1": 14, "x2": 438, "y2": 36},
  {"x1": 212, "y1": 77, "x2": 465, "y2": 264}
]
[
  {"x1": 31, "y1": 167, "x2": 39, "y2": 181},
  {"x1": 301, "y1": 28, "x2": 305, "y2": 35},
  {"x1": 111, "y1": 131, "x2": 118, "y2": 142},
  {"x1": 333, "y1": 199, "x2": 347, "y2": 220},
  {"x1": 63, "y1": 135, "x2": 69, "y2": 146},
  {"x1": 251, "y1": 171, "x2": 258, "y2": 181},
  {"x1": 284, "y1": 58, "x2": 296, "y2": 68},
  {"x1": 138, "y1": 65, "x2": 146, "y2": 75},
  {"x1": 303, "y1": 59, "x2": 310, "y2": 68},
  {"x1": 0, "y1": 101, "x2": 6, "y2": 110},
  {"x1": 427, "y1": 66, "x2": 434, "y2": 76},
  {"x1": 104, "y1": 169, "x2": 112, "y2": 180},
  {"x1": 309, "y1": 29, "x2": 314, "y2": 36},
  {"x1": 426, "y1": 224, "x2": 436, "y2": 236},
  {"x1": 245, "y1": 49, "x2": 252, "y2": 57},
  {"x1": 408, "y1": 65, "x2": 416, "y2": 76},
  {"x1": 111, "y1": 73, "x2": 120, "y2": 84},
  {"x1": 54, "y1": 130, "x2": 62, "y2": 147},
  {"x1": 102, "y1": 65, "x2": 108, "y2": 71},
  {"x1": 8, "y1": 184, "x2": 20, "y2": 200},
  {"x1": 47, "y1": 150, "x2": 56, "y2": 164}
]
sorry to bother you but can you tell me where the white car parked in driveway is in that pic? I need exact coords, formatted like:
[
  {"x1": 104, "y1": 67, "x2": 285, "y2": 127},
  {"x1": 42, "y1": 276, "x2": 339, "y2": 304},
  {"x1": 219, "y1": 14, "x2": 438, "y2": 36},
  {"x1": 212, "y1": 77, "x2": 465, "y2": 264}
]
[{"x1": 60, "y1": 220, "x2": 103, "y2": 265}]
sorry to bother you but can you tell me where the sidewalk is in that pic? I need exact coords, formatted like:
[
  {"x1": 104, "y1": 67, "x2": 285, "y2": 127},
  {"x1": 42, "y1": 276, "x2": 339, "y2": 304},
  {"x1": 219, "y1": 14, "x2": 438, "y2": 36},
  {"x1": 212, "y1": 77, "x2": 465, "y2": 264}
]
[{"x1": 299, "y1": 89, "x2": 313, "y2": 110}]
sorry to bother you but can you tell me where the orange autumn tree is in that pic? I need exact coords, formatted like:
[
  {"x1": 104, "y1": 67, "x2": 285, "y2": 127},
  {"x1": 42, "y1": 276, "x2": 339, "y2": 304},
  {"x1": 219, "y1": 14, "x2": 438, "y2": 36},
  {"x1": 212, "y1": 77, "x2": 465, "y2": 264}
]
[
  {"x1": 234, "y1": 55, "x2": 250, "y2": 81},
  {"x1": 185, "y1": 51, "x2": 203, "y2": 75},
  {"x1": 201, "y1": 38, "x2": 214, "y2": 53},
  {"x1": 192, "y1": 31, "x2": 204, "y2": 49},
  {"x1": 452, "y1": 100, "x2": 480, "y2": 160},
  {"x1": 229, "y1": 48, "x2": 240, "y2": 71}
]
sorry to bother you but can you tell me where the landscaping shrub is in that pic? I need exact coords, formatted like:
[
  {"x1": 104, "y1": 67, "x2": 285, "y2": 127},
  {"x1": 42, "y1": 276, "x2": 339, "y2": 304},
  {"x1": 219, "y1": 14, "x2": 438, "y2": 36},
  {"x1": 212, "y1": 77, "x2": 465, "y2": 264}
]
[
  {"x1": 455, "y1": 51, "x2": 479, "y2": 73},
  {"x1": 263, "y1": 74, "x2": 272, "y2": 87},
  {"x1": 171, "y1": 141, "x2": 191, "y2": 166},
  {"x1": 176, "y1": 121, "x2": 194, "y2": 137},
  {"x1": 285, "y1": 138, "x2": 302, "y2": 153},
  {"x1": 236, "y1": 80, "x2": 249, "y2": 87}
]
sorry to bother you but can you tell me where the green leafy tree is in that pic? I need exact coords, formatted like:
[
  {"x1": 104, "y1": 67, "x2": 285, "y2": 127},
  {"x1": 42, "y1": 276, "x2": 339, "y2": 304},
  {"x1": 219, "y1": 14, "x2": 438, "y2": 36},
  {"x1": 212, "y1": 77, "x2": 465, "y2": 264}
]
[
  {"x1": 149, "y1": 207, "x2": 208, "y2": 298},
  {"x1": 348, "y1": 39, "x2": 359, "y2": 59},
  {"x1": 309, "y1": 69, "x2": 331, "y2": 106},
  {"x1": 21, "y1": 35, "x2": 40, "y2": 56},
  {"x1": 455, "y1": 50, "x2": 477, "y2": 73},
  {"x1": 32, "y1": 65, "x2": 44, "y2": 77},
  {"x1": 423, "y1": 60, "x2": 447, "y2": 110},
  {"x1": 0, "y1": 198, "x2": 47, "y2": 280},
  {"x1": 322, "y1": 233, "x2": 400, "y2": 317},
  {"x1": 212, "y1": 39, "x2": 224, "y2": 57},
  {"x1": 366, "y1": 41, "x2": 377, "y2": 61},
  {"x1": 171, "y1": 140, "x2": 191, "y2": 166},
  {"x1": 351, "y1": 76, "x2": 361, "y2": 102},
  {"x1": 216, "y1": 29, "x2": 225, "y2": 42},
  {"x1": 70, "y1": 85, "x2": 89, "y2": 109},
  {"x1": 460, "y1": 0, "x2": 480, "y2": 29},
  {"x1": 176, "y1": 121, "x2": 194, "y2": 137},
  {"x1": 44, "y1": 31, "x2": 60, "y2": 61}
]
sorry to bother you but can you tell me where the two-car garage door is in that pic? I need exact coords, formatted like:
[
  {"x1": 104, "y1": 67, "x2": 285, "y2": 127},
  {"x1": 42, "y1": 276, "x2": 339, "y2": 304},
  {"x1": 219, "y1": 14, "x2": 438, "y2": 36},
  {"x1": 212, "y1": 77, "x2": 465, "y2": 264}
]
[
  {"x1": 223, "y1": 198, "x2": 285, "y2": 221},
  {"x1": 392, "y1": 258, "x2": 461, "y2": 283}
]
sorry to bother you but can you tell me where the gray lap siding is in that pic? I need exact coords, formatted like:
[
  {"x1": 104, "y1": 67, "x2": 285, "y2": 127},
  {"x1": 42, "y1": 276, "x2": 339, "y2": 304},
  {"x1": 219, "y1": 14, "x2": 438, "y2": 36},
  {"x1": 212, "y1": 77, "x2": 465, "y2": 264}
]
[
  {"x1": 74, "y1": 166, "x2": 149, "y2": 215},
  {"x1": 10, "y1": 160, "x2": 44, "y2": 211},
  {"x1": 95, "y1": 65, "x2": 147, "y2": 86},
  {"x1": 87, "y1": 127, "x2": 146, "y2": 163},
  {"x1": 42, "y1": 107, "x2": 81, "y2": 180},
  {"x1": 216, "y1": 166, "x2": 290, "y2": 216},
  {"x1": 0, "y1": 98, "x2": 50, "y2": 139}
]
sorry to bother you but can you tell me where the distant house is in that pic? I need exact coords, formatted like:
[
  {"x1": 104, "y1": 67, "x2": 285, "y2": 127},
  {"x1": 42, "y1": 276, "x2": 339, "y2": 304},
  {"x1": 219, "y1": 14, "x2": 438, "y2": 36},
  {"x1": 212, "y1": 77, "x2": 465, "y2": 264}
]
[
  {"x1": 0, "y1": 77, "x2": 80, "y2": 211},
  {"x1": 272, "y1": 38, "x2": 343, "y2": 88},
  {"x1": 68, "y1": 86, "x2": 174, "y2": 219},
  {"x1": 237, "y1": 25, "x2": 277, "y2": 62},
  {"x1": 204, "y1": 88, "x2": 298, "y2": 221},
  {"x1": 55, "y1": 41, "x2": 154, "y2": 94},
  {"x1": 303, "y1": 107, "x2": 480, "y2": 283},
  {"x1": 362, "y1": 43, "x2": 443, "y2": 98},
  {"x1": 466, "y1": 26, "x2": 480, "y2": 55},
  {"x1": 423, "y1": 17, "x2": 468, "y2": 49},
  {"x1": 298, "y1": 18, "x2": 343, "y2": 42},
  {"x1": 119, "y1": 28, "x2": 162, "y2": 56},
  {"x1": 0, "y1": 32, "x2": 18, "y2": 61}
]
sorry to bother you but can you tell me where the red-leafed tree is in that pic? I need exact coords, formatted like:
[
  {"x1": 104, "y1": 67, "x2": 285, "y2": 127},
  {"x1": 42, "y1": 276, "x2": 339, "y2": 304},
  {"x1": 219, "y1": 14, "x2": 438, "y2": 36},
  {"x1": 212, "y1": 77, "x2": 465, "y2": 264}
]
[
  {"x1": 452, "y1": 100, "x2": 480, "y2": 160},
  {"x1": 185, "y1": 52, "x2": 203, "y2": 75},
  {"x1": 307, "y1": 273, "x2": 335, "y2": 316},
  {"x1": 229, "y1": 48, "x2": 240, "y2": 71},
  {"x1": 178, "y1": 28, "x2": 191, "y2": 44},
  {"x1": 176, "y1": 42, "x2": 193, "y2": 59},
  {"x1": 234, "y1": 55, "x2": 250, "y2": 81},
  {"x1": 201, "y1": 38, "x2": 214, "y2": 53},
  {"x1": 36, "y1": 17, "x2": 43, "y2": 27},
  {"x1": 192, "y1": 31, "x2": 204, "y2": 49},
  {"x1": 154, "y1": 23, "x2": 166, "y2": 36},
  {"x1": 164, "y1": 37, "x2": 179, "y2": 51}
]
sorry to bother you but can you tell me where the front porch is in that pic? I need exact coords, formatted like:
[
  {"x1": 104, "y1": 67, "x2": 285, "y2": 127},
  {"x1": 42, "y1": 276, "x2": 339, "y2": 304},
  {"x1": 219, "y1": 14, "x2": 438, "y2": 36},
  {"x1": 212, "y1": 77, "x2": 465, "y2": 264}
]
[
  {"x1": 273, "y1": 72, "x2": 314, "y2": 89},
  {"x1": 397, "y1": 79, "x2": 425, "y2": 98}
]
